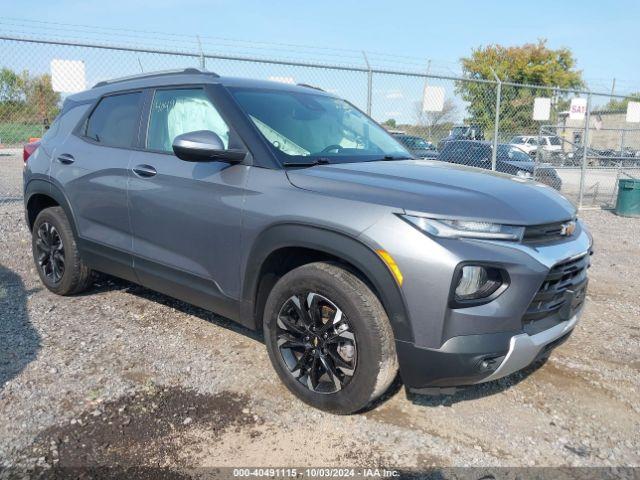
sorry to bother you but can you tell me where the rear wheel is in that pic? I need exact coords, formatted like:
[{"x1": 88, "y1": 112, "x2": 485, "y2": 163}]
[
  {"x1": 32, "y1": 206, "x2": 93, "y2": 295},
  {"x1": 263, "y1": 262, "x2": 398, "y2": 414}
]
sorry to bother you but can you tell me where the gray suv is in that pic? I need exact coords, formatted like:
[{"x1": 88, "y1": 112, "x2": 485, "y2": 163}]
[{"x1": 23, "y1": 69, "x2": 592, "y2": 414}]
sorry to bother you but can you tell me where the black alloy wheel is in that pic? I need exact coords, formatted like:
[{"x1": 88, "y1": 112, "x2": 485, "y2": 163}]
[
  {"x1": 35, "y1": 221, "x2": 65, "y2": 284},
  {"x1": 276, "y1": 292, "x2": 357, "y2": 394}
]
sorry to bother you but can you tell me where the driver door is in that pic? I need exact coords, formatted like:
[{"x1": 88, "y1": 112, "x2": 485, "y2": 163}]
[{"x1": 127, "y1": 86, "x2": 250, "y2": 318}]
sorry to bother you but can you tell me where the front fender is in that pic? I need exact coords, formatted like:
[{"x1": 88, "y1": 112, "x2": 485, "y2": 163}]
[{"x1": 240, "y1": 223, "x2": 414, "y2": 342}]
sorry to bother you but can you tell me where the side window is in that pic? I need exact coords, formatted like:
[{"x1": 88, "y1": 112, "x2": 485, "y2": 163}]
[
  {"x1": 146, "y1": 88, "x2": 229, "y2": 153},
  {"x1": 85, "y1": 92, "x2": 142, "y2": 148}
]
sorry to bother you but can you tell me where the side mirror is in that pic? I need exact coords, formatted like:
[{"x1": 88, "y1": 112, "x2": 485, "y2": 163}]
[{"x1": 172, "y1": 130, "x2": 246, "y2": 163}]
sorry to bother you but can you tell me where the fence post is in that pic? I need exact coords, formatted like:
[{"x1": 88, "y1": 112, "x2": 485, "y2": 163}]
[
  {"x1": 489, "y1": 68, "x2": 501, "y2": 171},
  {"x1": 534, "y1": 126, "x2": 542, "y2": 181},
  {"x1": 362, "y1": 51, "x2": 372, "y2": 116},
  {"x1": 197, "y1": 36, "x2": 205, "y2": 69},
  {"x1": 577, "y1": 92, "x2": 592, "y2": 209}
]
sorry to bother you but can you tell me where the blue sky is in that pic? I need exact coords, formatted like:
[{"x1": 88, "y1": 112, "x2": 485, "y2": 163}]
[
  {"x1": 0, "y1": 1, "x2": 637, "y2": 124},
  {"x1": 1, "y1": 0, "x2": 637, "y2": 92}
]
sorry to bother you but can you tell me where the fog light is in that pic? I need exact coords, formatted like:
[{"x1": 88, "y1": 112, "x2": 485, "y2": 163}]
[
  {"x1": 454, "y1": 266, "x2": 503, "y2": 302},
  {"x1": 478, "y1": 355, "x2": 505, "y2": 372}
]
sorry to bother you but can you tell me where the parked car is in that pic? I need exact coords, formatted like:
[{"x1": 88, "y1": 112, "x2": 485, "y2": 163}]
[
  {"x1": 24, "y1": 69, "x2": 591, "y2": 414},
  {"x1": 392, "y1": 134, "x2": 438, "y2": 158},
  {"x1": 438, "y1": 140, "x2": 562, "y2": 190},
  {"x1": 509, "y1": 135, "x2": 538, "y2": 155},
  {"x1": 510, "y1": 135, "x2": 563, "y2": 157},
  {"x1": 510, "y1": 135, "x2": 567, "y2": 165},
  {"x1": 438, "y1": 124, "x2": 484, "y2": 151}
]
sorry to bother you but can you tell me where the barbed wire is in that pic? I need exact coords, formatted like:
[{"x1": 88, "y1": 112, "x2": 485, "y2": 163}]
[{"x1": 0, "y1": 17, "x2": 464, "y2": 76}]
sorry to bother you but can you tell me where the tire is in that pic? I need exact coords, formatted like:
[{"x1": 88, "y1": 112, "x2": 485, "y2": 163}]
[
  {"x1": 263, "y1": 262, "x2": 398, "y2": 414},
  {"x1": 32, "y1": 206, "x2": 93, "y2": 295}
]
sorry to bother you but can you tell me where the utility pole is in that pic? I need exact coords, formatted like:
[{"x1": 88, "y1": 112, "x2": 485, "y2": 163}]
[{"x1": 610, "y1": 78, "x2": 616, "y2": 98}]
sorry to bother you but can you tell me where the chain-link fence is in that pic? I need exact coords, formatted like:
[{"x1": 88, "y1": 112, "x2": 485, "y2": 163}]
[{"x1": 1, "y1": 35, "x2": 639, "y2": 210}]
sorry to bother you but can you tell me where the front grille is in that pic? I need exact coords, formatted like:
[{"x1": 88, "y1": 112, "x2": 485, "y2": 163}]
[
  {"x1": 523, "y1": 253, "x2": 590, "y2": 325},
  {"x1": 523, "y1": 220, "x2": 572, "y2": 243}
]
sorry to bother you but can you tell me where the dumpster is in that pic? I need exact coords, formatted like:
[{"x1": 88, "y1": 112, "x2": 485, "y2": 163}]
[{"x1": 615, "y1": 178, "x2": 640, "y2": 217}]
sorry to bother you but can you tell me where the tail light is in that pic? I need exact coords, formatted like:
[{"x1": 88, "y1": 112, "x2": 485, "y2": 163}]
[{"x1": 23, "y1": 140, "x2": 41, "y2": 163}]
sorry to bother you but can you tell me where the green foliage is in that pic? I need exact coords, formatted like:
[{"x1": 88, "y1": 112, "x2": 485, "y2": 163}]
[
  {"x1": 0, "y1": 68, "x2": 61, "y2": 143},
  {"x1": 457, "y1": 40, "x2": 585, "y2": 134},
  {"x1": 0, "y1": 68, "x2": 26, "y2": 102},
  {"x1": 382, "y1": 118, "x2": 397, "y2": 128},
  {"x1": 0, "y1": 122, "x2": 44, "y2": 144},
  {"x1": 598, "y1": 92, "x2": 640, "y2": 112}
]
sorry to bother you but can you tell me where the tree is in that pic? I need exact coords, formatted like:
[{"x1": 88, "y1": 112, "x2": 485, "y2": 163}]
[
  {"x1": 0, "y1": 68, "x2": 26, "y2": 103},
  {"x1": 0, "y1": 69, "x2": 60, "y2": 124},
  {"x1": 24, "y1": 74, "x2": 60, "y2": 122},
  {"x1": 599, "y1": 92, "x2": 640, "y2": 112},
  {"x1": 414, "y1": 98, "x2": 458, "y2": 141},
  {"x1": 457, "y1": 40, "x2": 585, "y2": 135},
  {"x1": 382, "y1": 118, "x2": 397, "y2": 128}
]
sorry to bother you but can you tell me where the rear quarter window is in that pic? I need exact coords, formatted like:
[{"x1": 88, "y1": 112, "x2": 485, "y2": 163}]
[{"x1": 41, "y1": 104, "x2": 91, "y2": 147}]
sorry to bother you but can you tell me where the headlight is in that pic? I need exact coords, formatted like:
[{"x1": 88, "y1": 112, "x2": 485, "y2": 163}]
[
  {"x1": 454, "y1": 265, "x2": 505, "y2": 303},
  {"x1": 516, "y1": 170, "x2": 532, "y2": 178},
  {"x1": 401, "y1": 216, "x2": 524, "y2": 241}
]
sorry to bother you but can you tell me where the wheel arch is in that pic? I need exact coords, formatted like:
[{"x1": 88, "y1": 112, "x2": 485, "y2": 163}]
[
  {"x1": 25, "y1": 180, "x2": 77, "y2": 236},
  {"x1": 240, "y1": 223, "x2": 414, "y2": 343}
]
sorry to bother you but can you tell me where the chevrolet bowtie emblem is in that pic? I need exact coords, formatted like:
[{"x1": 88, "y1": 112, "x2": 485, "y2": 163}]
[{"x1": 560, "y1": 221, "x2": 576, "y2": 236}]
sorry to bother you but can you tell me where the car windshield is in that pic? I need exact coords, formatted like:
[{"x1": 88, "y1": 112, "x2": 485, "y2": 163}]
[
  {"x1": 549, "y1": 136, "x2": 562, "y2": 145},
  {"x1": 497, "y1": 145, "x2": 531, "y2": 162},
  {"x1": 230, "y1": 88, "x2": 410, "y2": 164},
  {"x1": 510, "y1": 136, "x2": 525, "y2": 143},
  {"x1": 451, "y1": 126, "x2": 469, "y2": 136}
]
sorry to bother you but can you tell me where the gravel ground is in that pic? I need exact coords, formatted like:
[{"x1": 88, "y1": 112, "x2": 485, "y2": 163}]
[{"x1": 0, "y1": 154, "x2": 639, "y2": 475}]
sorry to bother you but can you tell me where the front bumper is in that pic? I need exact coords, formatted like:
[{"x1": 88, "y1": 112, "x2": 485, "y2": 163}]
[
  {"x1": 475, "y1": 310, "x2": 578, "y2": 383},
  {"x1": 363, "y1": 218, "x2": 592, "y2": 390},
  {"x1": 397, "y1": 309, "x2": 580, "y2": 389}
]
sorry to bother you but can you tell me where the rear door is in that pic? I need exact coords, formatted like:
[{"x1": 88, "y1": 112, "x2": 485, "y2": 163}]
[
  {"x1": 53, "y1": 90, "x2": 143, "y2": 280},
  {"x1": 127, "y1": 85, "x2": 250, "y2": 318}
]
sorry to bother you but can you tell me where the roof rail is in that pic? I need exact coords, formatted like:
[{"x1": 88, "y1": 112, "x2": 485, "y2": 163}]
[
  {"x1": 297, "y1": 83, "x2": 325, "y2": 92},
  {"x1": 93, "y1": 67, "x2": 219, "y2": 88}
]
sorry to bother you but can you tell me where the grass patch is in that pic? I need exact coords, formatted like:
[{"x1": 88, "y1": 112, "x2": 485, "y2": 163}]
[{"x1": 0, "y1": 122, "x2": 44, "y2": 145}]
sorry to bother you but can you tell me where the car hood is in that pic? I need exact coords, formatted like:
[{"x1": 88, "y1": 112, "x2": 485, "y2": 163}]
[
  {"x1": 502, "y1": 160, "x2": 556, "y2": 173},
  {"x1": 502, "y1": 160, "x2": 534, "y2": 171},
  {"x1": 286, "y1": 159, "x2": 575, "y2": 225}
]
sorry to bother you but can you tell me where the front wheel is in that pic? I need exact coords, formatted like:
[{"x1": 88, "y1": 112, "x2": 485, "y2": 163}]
[{"x1": 263, "y1": 262, "x2": 398, "y2": 414}]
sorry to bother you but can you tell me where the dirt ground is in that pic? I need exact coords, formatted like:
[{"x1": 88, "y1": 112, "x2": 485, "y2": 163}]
[{"x1": 0, "y1": 153, "x2": 639, "y2": 477}]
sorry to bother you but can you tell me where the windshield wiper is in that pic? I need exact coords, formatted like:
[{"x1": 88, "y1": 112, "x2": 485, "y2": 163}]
[
  {"x1": 379, "y1": 155, "x2": 413, "y2": 161},
  {"x1": 282, "y1": 158, "x2": 331, "y2": 168}
]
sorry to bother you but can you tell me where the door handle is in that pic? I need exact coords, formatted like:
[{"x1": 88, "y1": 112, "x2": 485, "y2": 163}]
[
  {"x1": 57, "y1": 153, "x2": 75, "y2": 164},
  {"x1": 132, "y1": 164, "x2": 157, "y2": 178}
]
